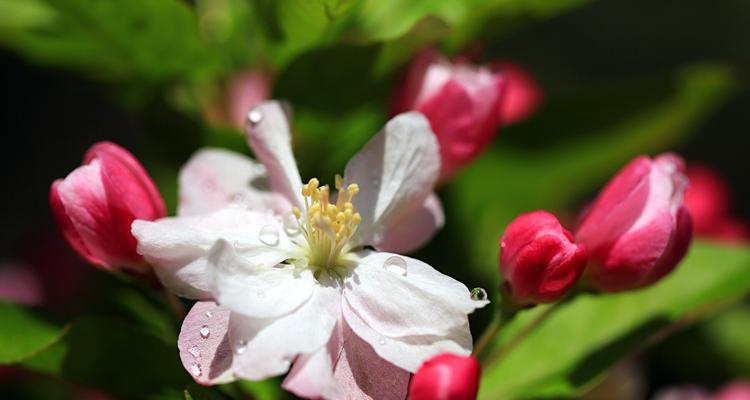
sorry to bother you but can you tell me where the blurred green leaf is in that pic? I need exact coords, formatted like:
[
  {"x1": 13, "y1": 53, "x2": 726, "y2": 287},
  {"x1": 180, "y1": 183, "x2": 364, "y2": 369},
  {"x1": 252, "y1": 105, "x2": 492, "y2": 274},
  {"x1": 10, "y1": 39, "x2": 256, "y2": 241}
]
[
  {"x1": 21, "y1": 316, "x2": 188, "y2": 399},
  {"x1": 701, "y1": 302, "x2": 750, "y2": 376},
  {"x1": 442, "y1": 63, "x2": 737, "y2": 284},
  {"x1": 0, "y1": 302, "x2": 64, "y2": 364},
  {"x1": 237, "y1": 379, "x2": 285, "y2": 400},
  {"x1": 479, "y1": 241, "x2": 750, "y2": 399},
  {"x1": 0, "y1": 0, "x2": 214, "y2": 83}
]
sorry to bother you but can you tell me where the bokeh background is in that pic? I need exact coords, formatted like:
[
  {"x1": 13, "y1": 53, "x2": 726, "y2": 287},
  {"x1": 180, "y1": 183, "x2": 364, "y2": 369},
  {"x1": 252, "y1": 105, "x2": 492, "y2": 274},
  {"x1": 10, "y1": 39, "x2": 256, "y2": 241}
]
[{"x1": 1, "y1": 0, "x2": 748, "y2": 398}]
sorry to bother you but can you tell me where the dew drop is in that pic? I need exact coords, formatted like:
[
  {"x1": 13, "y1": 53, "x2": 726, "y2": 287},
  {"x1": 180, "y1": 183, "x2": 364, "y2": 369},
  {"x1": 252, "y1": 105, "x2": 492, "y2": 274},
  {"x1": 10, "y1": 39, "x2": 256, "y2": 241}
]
[
  {"x1": 234, "y1": 339, "x2": 247, "y2": 355},
  {"x1": 232, "y1": 240, "x2": 240, "y2": 249},
  {"x1": 202, "y1": 181, "x2": 216, "y2": 193},
  {"x1": 378, "y1": 338, "x2": 386, "y2": 345},
  {"x1": 199, "y1": 325, "x2": 210, "y2": 338},
  {"x1": 205, "y1": 311, "x2": 213, "y2": 318},
  {"x1": 188, "y1": 345, "x2": 201, "y2": 359},
  {"x1": 190, "y1": 363, "x2": 202, "y2": 377},
  {"x1": 229, "y1": 193, "x2": 245, "y2": 205},
  {"x1": 282, "y1": 212, "x2": 300, "y2": 235},
  {"x1": 259, "y1": 225, "x2": 280, "y2": 246},
  {"x1": 470, "y1": 287, "x2": 488, "y2": 301},
  {"x1": 247, "y1": 110, "x2": 263, "y2": 126},
  {"x1": 382, "y1": 256, "x2": 407, "y2": 276}
]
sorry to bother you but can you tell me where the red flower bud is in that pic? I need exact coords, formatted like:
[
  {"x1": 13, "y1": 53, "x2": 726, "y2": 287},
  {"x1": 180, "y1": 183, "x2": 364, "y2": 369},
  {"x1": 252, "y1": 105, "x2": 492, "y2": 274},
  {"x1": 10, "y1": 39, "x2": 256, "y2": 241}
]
[
  {"x1": 50, "y1": 142, "x2": 166, "y2": 274},
  {"x1": 499, "y1": 211, "x2": 588, "y2": 305},
  {"x1": 491, "y1": 62, "x2": 542, "y2": 125},
  {"x1": 392, "y1": 47, "x2": 505, "y2": 183},
  {"x1": 409, "y1": 353, "x2": 481, "y2": 400},
  {"x1": 576, "y1": 154, "x2": 693, "y2": 292},
  {"x1": 684, "y1": 165, "x2": 748, "y2": 243}
]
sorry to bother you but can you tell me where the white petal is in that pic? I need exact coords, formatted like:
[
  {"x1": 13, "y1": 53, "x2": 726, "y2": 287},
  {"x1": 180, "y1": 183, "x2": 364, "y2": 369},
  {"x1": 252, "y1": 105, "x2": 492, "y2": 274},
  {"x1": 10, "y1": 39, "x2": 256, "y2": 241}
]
[
  {"x1": 343, "y1": 295, "x2": 472, "y2": 372},
  {"x1": 372, "y1": 193, "x2": 445, "y2": 254},
  {"x1": 207, "y1": 239, "x2": 314, "y2": 318},
  {"x1": 131, "y1": 208, "x2": 299, "y2": 299},
  {"x1": 343, "y1": 112, "x2": 441, "y2": 248},
  {"x1": 227, "y1": 275, "x2": 341, "y2": 380},
  {"x1": 177, "y1": 148, "x2": 287, "y2": 216},
  {"x1": 344, "y1": 251, "x2": 486, "y2": 338},
  {"x1": 245, "y1": 101, "x2": 303, "y2": 208}
]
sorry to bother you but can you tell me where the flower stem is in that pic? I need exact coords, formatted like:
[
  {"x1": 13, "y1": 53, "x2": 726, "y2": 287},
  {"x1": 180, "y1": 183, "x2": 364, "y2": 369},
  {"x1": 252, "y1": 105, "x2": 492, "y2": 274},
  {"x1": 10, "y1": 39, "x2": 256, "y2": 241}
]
[
  {"x1": 482, "y1": 303, "x2": 558, "y2": 367},
  {"x1": 473, "y1": 301, "x2": 517, "y2": 360}
]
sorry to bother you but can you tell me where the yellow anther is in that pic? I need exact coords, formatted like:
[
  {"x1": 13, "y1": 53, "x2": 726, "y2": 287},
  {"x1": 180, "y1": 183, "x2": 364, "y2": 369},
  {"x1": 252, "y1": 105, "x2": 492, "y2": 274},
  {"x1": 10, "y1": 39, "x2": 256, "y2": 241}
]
[
  {"x1": 326, "y1": 204, "x2": 337, "y2": 216},
  {"x1": 302, "y1": 184, "x2": 310, "y2": 197},
  {"x1": 320, "y1": 185, "x2": 329, "y2": 206},
  {"x1": 292, "y1": 207, "x2": 302, "y2": 219},
  {"x1": 344, "y1": 202, "x2": 354, "y2": 211},
  {"x1": 352, "y1": 213, "x2": 362, "y2": 225},
  {"x1": 308, "y1": 178, "x2": 319, "y2": 190},
  {"x1": 347, "y1": 184, "x2": 359, "y2": 196}
]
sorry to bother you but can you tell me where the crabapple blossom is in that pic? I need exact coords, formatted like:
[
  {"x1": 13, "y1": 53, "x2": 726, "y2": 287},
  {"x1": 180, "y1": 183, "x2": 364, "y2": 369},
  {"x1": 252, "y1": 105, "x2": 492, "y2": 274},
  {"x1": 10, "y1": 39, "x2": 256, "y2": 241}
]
[
  {"x1": 684, "y1": 165, "x2": 748, "y2": 242},
  {"x1": 132, "y1": 101, "x2": 487, "y2": 399}
]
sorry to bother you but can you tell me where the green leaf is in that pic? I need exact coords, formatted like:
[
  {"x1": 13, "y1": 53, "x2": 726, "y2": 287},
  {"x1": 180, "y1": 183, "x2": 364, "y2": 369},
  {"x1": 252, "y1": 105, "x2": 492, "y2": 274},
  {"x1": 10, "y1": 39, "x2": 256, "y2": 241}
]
[
  {"x1": 0, "y1": 302, "x2": 64, "y2": 364},
  {"x1": 0, "y1": 0, "x2": 214, "y2": 83},
  {"x1": 479, "y1": 242, "x2": 750, "y2": 399},
  {"x1": 440, "y1": 63, "x2": 737, "y2": 284},
  {"x1": 21, "y1": 316, "x2": 189, "y2": 399}
]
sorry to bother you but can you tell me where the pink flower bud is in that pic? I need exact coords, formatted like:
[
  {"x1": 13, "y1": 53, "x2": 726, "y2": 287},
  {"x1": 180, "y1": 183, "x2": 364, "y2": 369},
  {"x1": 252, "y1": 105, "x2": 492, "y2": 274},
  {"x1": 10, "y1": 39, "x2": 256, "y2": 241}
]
[
  {"x1": 50, "y1": 142, "x2": 166, "y2": 274},
  {"x1": 684, "y1": 165, "x2": 748, "y2": 243},
  {"x1": 492, "y1": 62, "x2": 542, "y2": 125},
  {"x1": 575, "y1": 154, "x2": 693, "y2": 292},
  {"x1": 499, "y1": 211, "x2": 588, "y2": 305},
  {"x1": 714, "y1": 380, "x2": 750, "y2": 400},
  {"x1": 409, "y1": 353, "x2": 481, "y2": 400},
  {"x1": 392, "y1": 47, "x2": 505, "y2": 183}
]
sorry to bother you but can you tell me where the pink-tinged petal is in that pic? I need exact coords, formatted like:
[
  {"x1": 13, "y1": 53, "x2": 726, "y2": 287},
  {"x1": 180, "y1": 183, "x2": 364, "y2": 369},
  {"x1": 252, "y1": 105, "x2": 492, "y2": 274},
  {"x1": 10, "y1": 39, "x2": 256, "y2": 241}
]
[
  {"x1": 493, "y1": 62, "x2": 542, "y2": 125},
  {"x1": 227, "y1": 275, "x2": 341, "y2": 381},
  {"x1": 245, "y1": 101, "x2": 303, "y2": 208},
  {"x1": 344, "y1": 251, "x2": 485, "y2": 339},
  {"x1": 178, "y1": 301, "x2": 235, "y2": 385},
  {"x1": 50, "y1": 180, "x2": 105, "y2": 268},
  {"x1": 342, "y1": 296, "x2": 473, "y2": 372},
  {"x1": 132, "y1": 209, "x2": 299, "y2": 299},
  {"x1": 653, "y1": 386, "x2": 710, "y2": 400},
  {"x1": 713, "y1": 380, "x2": 750, "y2": 400},
  {"x1": 500, "y1": 211, "x2": 588, "y2": 305},
  {"x1": 343, "y1": 113, "x2": 441, "y2": 248},
  {"x1": 283, "y1": 319, "x2": 410, "y2": 400},
  {"x1": 409, "y1": 353, "x2": 481, "y2": 400},
  {"x1": 207, "y1": 239, "x2": 315, "y2": 318},
  {"x1": 228, "y1": 71, "x2": 271, "y2": 130},
  {"x1": 390, "y1": 47, "x2": 447, "y2": 115},
  {"x1": 576, "y1": 156, "x2": 653, "y2": 253},
  {"x1": 85, "y1": 141, "x2": 166, "y2": 218},
  {"x1": 177, "y1": 148, "x2": 285, "y2": 216},
  {"x1": 374, "y1": 193, "x2": 444, "y2": 254},
  {"x1": 0, "y1": 261, "x2": 45, "y2": 306},
  {"x1": 331, "y1": 321, "x2": 410, "y2": 400}
]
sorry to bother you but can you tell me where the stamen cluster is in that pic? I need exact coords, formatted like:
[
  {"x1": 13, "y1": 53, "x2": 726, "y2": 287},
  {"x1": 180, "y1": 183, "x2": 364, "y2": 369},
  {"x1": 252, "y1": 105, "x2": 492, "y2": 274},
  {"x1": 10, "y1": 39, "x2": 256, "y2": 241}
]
[{"x1": 292, "y1": 176, "x2": 361, "y2": 272}]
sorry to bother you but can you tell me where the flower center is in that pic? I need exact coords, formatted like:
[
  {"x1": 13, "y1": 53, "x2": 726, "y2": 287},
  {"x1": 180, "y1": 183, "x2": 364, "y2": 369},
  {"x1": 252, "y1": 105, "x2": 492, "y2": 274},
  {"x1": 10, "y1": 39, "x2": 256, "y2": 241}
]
[{"x1": 292, "y1": 176, "x2": 361, "y2": 273}]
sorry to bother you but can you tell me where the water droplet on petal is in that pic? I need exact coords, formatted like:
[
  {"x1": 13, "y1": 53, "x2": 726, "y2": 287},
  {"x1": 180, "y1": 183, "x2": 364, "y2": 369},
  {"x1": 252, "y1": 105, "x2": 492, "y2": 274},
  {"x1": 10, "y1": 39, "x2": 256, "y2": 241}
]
[
  {"x1": 378, "y1": 337, "x2": 386, "y2": 345},
  {"x1": 257, "y1": 291, "x2": 265, "y2": 299},
  {"x1": 470, "y1": 287, "x2": 488, "y2": 301},
  {"x1": 199, "y1": 325, "x2": 210, "y2": 338},
  {"x1": 259, "y1": 225, "x2": 280, "y2": 246},
  {"x1": 205, "y1": 311, "x2": 213, "y2": 318},
  {"x1": 190, "y1": 363, "x2": 202, "y2": 377},
  {"x1": 202, "y1": 181, "x2": 216, "y2": 193},
  {"x1": 229, "y1": 193, "x2": 245, "y2": 205},
  {"x1": 234, "y1": 339, "x2": 247, "y2": 355},
  {"x1": 247, "y1": 110, "x2": 263, "y2": 126},
  {"x1": 382, "y1": 256, "x2": 407, "y2": 276},
  {"x1": 232, "y1": 240, "x2": 240, "y2": 249},
  {"x1": 282, "y1": 212, "x2": 300, "y2": 235},
  {"x1": 188, "y1": 345, "x2": 201, "y2": 358}
]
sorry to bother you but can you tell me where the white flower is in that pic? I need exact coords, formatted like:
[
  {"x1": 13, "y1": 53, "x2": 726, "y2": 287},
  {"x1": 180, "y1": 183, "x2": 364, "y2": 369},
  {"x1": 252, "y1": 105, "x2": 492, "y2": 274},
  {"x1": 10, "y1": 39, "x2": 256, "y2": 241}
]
[{"x1": 132, "y1": 101, "x2": 487, "y2": 399}]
